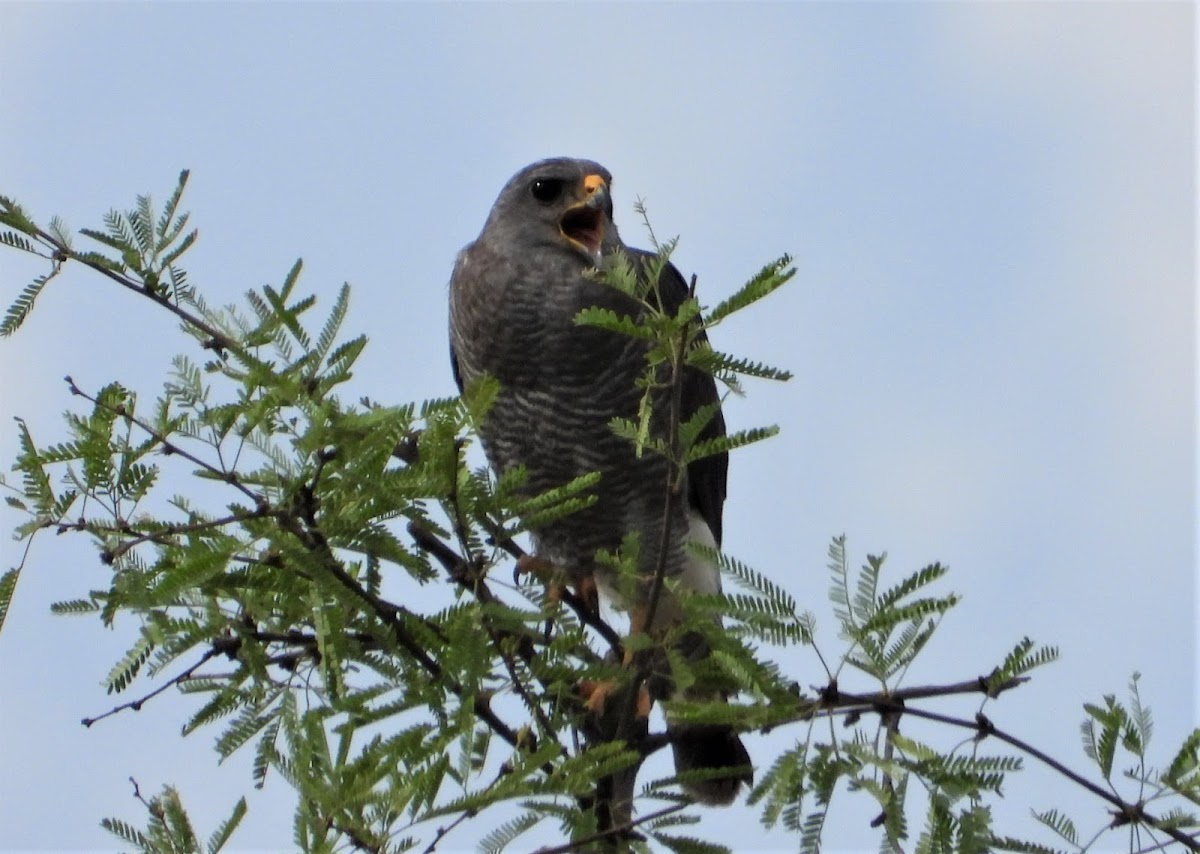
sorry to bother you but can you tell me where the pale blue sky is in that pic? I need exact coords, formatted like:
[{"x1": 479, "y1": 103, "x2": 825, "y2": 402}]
[{"x1": 0, "y1": 3, "x2": 1194, "y2": 852}]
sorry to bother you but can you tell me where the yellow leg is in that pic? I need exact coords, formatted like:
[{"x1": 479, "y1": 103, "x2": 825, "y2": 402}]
[
  {"x1": 623, "y1": 604, "x2": 651, "y2": 666},
  {"x1": 578, "y1": 678, "x2": 653, "y2": 719}
]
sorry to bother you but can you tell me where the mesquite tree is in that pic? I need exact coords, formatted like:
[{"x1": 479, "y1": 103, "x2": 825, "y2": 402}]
[{"x1": 1, "y1": 173, "x2": 1197, "y2": 853}]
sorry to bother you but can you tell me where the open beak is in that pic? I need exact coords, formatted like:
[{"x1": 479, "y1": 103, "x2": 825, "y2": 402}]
[{"x1": 560, "y1": 173, "x2": 608, "y2": 257}]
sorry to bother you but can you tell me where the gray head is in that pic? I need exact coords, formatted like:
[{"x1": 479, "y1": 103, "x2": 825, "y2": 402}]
[{"x1": 478, "y1": 157, "x2": 622, "y2": 262}]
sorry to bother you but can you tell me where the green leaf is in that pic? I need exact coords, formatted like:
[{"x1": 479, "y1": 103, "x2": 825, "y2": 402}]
[
  {"x1": 0, "y1": 228, "x2": 36, "y2": 254},
  {"x1": 574, "y1": 306, "x2": 658, "y2": 339},
  {"x1": 653, "y1": 833, "x2": 730, "y2": 854},
  {"x1": 155, "y1": 170, "x2": 191, "y2": 252},
  {"x1": 1031, "y1": 808, "x2": 1077, "y2": 846},
  {"x1": 312, "y1": 281, "x2": 350, "y2": 370},
  {"x1": 105, "y1": 634, "x2": 155, "y2": 694},
  {"x1": 206, "y1": 797, "x2": 247, "y2": 854},
  {"x1": 988, "y1": 837, "x2": 1067, "y2": 854},
  {"x1": 687, "y1": 343, "x2": 793, "y2": 383},
  {"x1": 685, "y1": 426, "x2": 779, "y2": 463},
  {"x1": 2, "y1": 267, "x2": 62, "y2": 336},
  {"x1": 477, "y1": 813, "x2": 541, "y2": 854},
  {"x1": 0, "y1": 568, "x2": 18, "y2": 635},
  {"x1": 1126, "y1": 671, "x2": 1153, "y2": 755},
  {"x1": 216, "y1": 706, "x2": 275, "y2": 761},
  {"x1": 1164, "y1": 727, "x2": 1200, "y2": 787},
  {"x1": 50, "y1": 597, "x2": 101, "y2": 616},
  {"x1": 0, "y1": 196, "x2": 39, "y2": 234},
  {"x1": 986, "y1": 637, "x2": 1058, "y2": 693},
  {"x1": 704, "y1": 254, "x2": 795, "y2": 326},
  {"x1": 1082, "y1": 695, "x2": 1125, "y2": 778},
  {"x1": 100, "y1": 817, "x2": 150, "y2": 849}
]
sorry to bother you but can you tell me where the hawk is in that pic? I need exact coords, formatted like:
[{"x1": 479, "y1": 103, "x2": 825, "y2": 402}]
[{"x1": 448, "y1": 157, "x2": 751, "y2": 809}]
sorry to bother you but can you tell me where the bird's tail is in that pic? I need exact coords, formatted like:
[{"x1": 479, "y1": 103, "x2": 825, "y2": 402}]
[{"x1": 668, "y1": 718, "x2": 753, "y2": 805}]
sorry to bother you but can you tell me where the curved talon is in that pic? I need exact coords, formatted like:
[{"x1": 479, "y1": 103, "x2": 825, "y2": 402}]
[
  {"x1": 578, "y1": 678, "x2": 615, "y2": 714},
  {"x1": 576, "y1": 573, "x2": 600, "y2": 616},
  {"x1": 514, "y1": 556, "x2": 598, "y2": 613},
  {"x1": 515, "y1": 554, "x2": 555, "y2": 581}
]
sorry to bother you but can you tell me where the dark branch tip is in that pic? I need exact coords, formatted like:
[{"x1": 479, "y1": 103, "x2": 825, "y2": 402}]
[
  {"x1": 974, "y1": 711, "x2": 995, "y2": 740},
  {"x1": 818, "y1": 680, "x2": 839, "y2": 705}
]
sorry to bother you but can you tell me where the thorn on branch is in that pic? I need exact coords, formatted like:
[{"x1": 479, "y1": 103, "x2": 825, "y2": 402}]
[
  {"x1": 819, "y1": 679, "x2": 839, "y2": 706},
  {"x1": 392, "y1": 431, "x2": 421, "y2": 465},
  {"x1": 200, "y1": 336, "x2": 228, "y2": 358},
  {"x1": 56, "y1": 518, "x2": 86, "y2": 535},
  {"x1": 212, "y1": 635, "x2": 242, "y2": 659},
  {"x1": 876, "y1": 699, "x2": 904, "y2": 729},
  {"x1": 1110, "y1": 800, "x2": 1146, "y2": 828}
]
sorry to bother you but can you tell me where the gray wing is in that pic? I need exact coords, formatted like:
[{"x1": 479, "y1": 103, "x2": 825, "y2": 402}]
[
  {"x1": 627, "y1": 249, "x2": 728, "y2": 547},
  {"x1": 450, "y1": 340, "x2": 465, "y2": 394},
  {"x1": 448, "y1": 246, "x2": 476, "y2": 396}
]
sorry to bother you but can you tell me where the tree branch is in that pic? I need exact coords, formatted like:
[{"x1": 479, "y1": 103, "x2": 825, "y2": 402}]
[
  {"x1": 65, "y1": 376, "x2": 263, "y2": 508},
  {"x1": 82, "y1": 642, "x2": 231, "y2": 726},
  {"x1": 32, "y1": 224, "x2": 238, "y2": 353},
  {"x1": 531, "y1": 802, "x2": 687, "y2": 854},
  {"x1": 895, "y1": 704, "x2": 1200, "y2": 851}
]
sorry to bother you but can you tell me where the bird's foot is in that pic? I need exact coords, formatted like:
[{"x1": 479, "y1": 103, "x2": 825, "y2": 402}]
[
  {"x1": 514, "y1": 555, "x2": 600, "y2": 616},
  {"x1": 578, "y1": 678, "x2": 653, "y2": 718},
  {"x1": 575, "y1": 573, "x2": 600, "y2": 616}
]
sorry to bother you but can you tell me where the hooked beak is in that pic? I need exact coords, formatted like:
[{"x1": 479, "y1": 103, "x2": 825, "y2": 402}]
[{"x1": 560, "y1": 173, "x2": 608, "y2": 257}]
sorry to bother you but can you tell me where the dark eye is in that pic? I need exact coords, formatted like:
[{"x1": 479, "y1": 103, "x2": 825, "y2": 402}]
[{"x1": 530, "y1": 178, "x2": 564, "y2": 203}]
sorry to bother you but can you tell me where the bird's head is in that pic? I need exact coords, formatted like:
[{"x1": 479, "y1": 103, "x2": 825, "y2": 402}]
[{"x1": 481, "y1": 158, "x2": 619, "y2": 263}]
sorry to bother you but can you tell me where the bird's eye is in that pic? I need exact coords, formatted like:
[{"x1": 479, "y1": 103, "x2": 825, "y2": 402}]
[{"x1": 530, "y1": 178, "x2": 564, "y2": 203}]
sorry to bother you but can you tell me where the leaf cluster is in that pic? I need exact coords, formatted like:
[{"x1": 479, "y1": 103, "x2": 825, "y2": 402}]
[{"x1": 2, "y1": 176, "x2": 1197, "y2": 854}]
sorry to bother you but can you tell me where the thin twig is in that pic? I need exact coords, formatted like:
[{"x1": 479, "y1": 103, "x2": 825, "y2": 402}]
[
  {"x1": 419, "y1": 807, "x2": 478, "y2": 854},
  {"x1": 86, "y1": 508, "x2": 276, "y2": 561},
  {"x1": 83, "y1": 646, "x2": 223, "y2": 726},
  {"x1": 1130, "y1": 834, "x2": 1200, "y2": 854},
  {"x1": 530, "y1": 802, "x2": 687, "y2": 854},
  {"x1": 487, "y1": 522, "x2": 625, "y2": 656},
  {"x1": 272, "y1": 512, "x2": 538, "y2": 767},
  {"x1": 67, "y1": 352, "x2": 542, "y2": 778},
  {"x1": 896, "y1": 704, "x2": 1200, "y2": 851},
  {"x1": 65, "y1": 376, "x2": 263, "y2": 506},
  {"x1": 614, "y1": 272, "x2": 695, "y2": 748},
  {"x1": 407, "y1": 521, "x2": 561, "y2": 739},
  {"x1": 35, "y1": 225, "x2": 238, "y2": 352},
  {"x1": 639, "y1": 274, "x2": 694, "y2": 637}
]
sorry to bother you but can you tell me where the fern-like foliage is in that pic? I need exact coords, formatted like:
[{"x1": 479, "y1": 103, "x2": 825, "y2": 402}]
[
  {"x1": 4, "y1": 175, "x2": 1197, "y2": 854},
  {"x1": 985, "y1": 636, "x2": 1059, "y2": 695},
  {"x1": 827, "y1": 536, "x2": 959, "y2": 684},
  {"x1": 101, "y1": 784, "x2": 245, "y2": 854}
]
